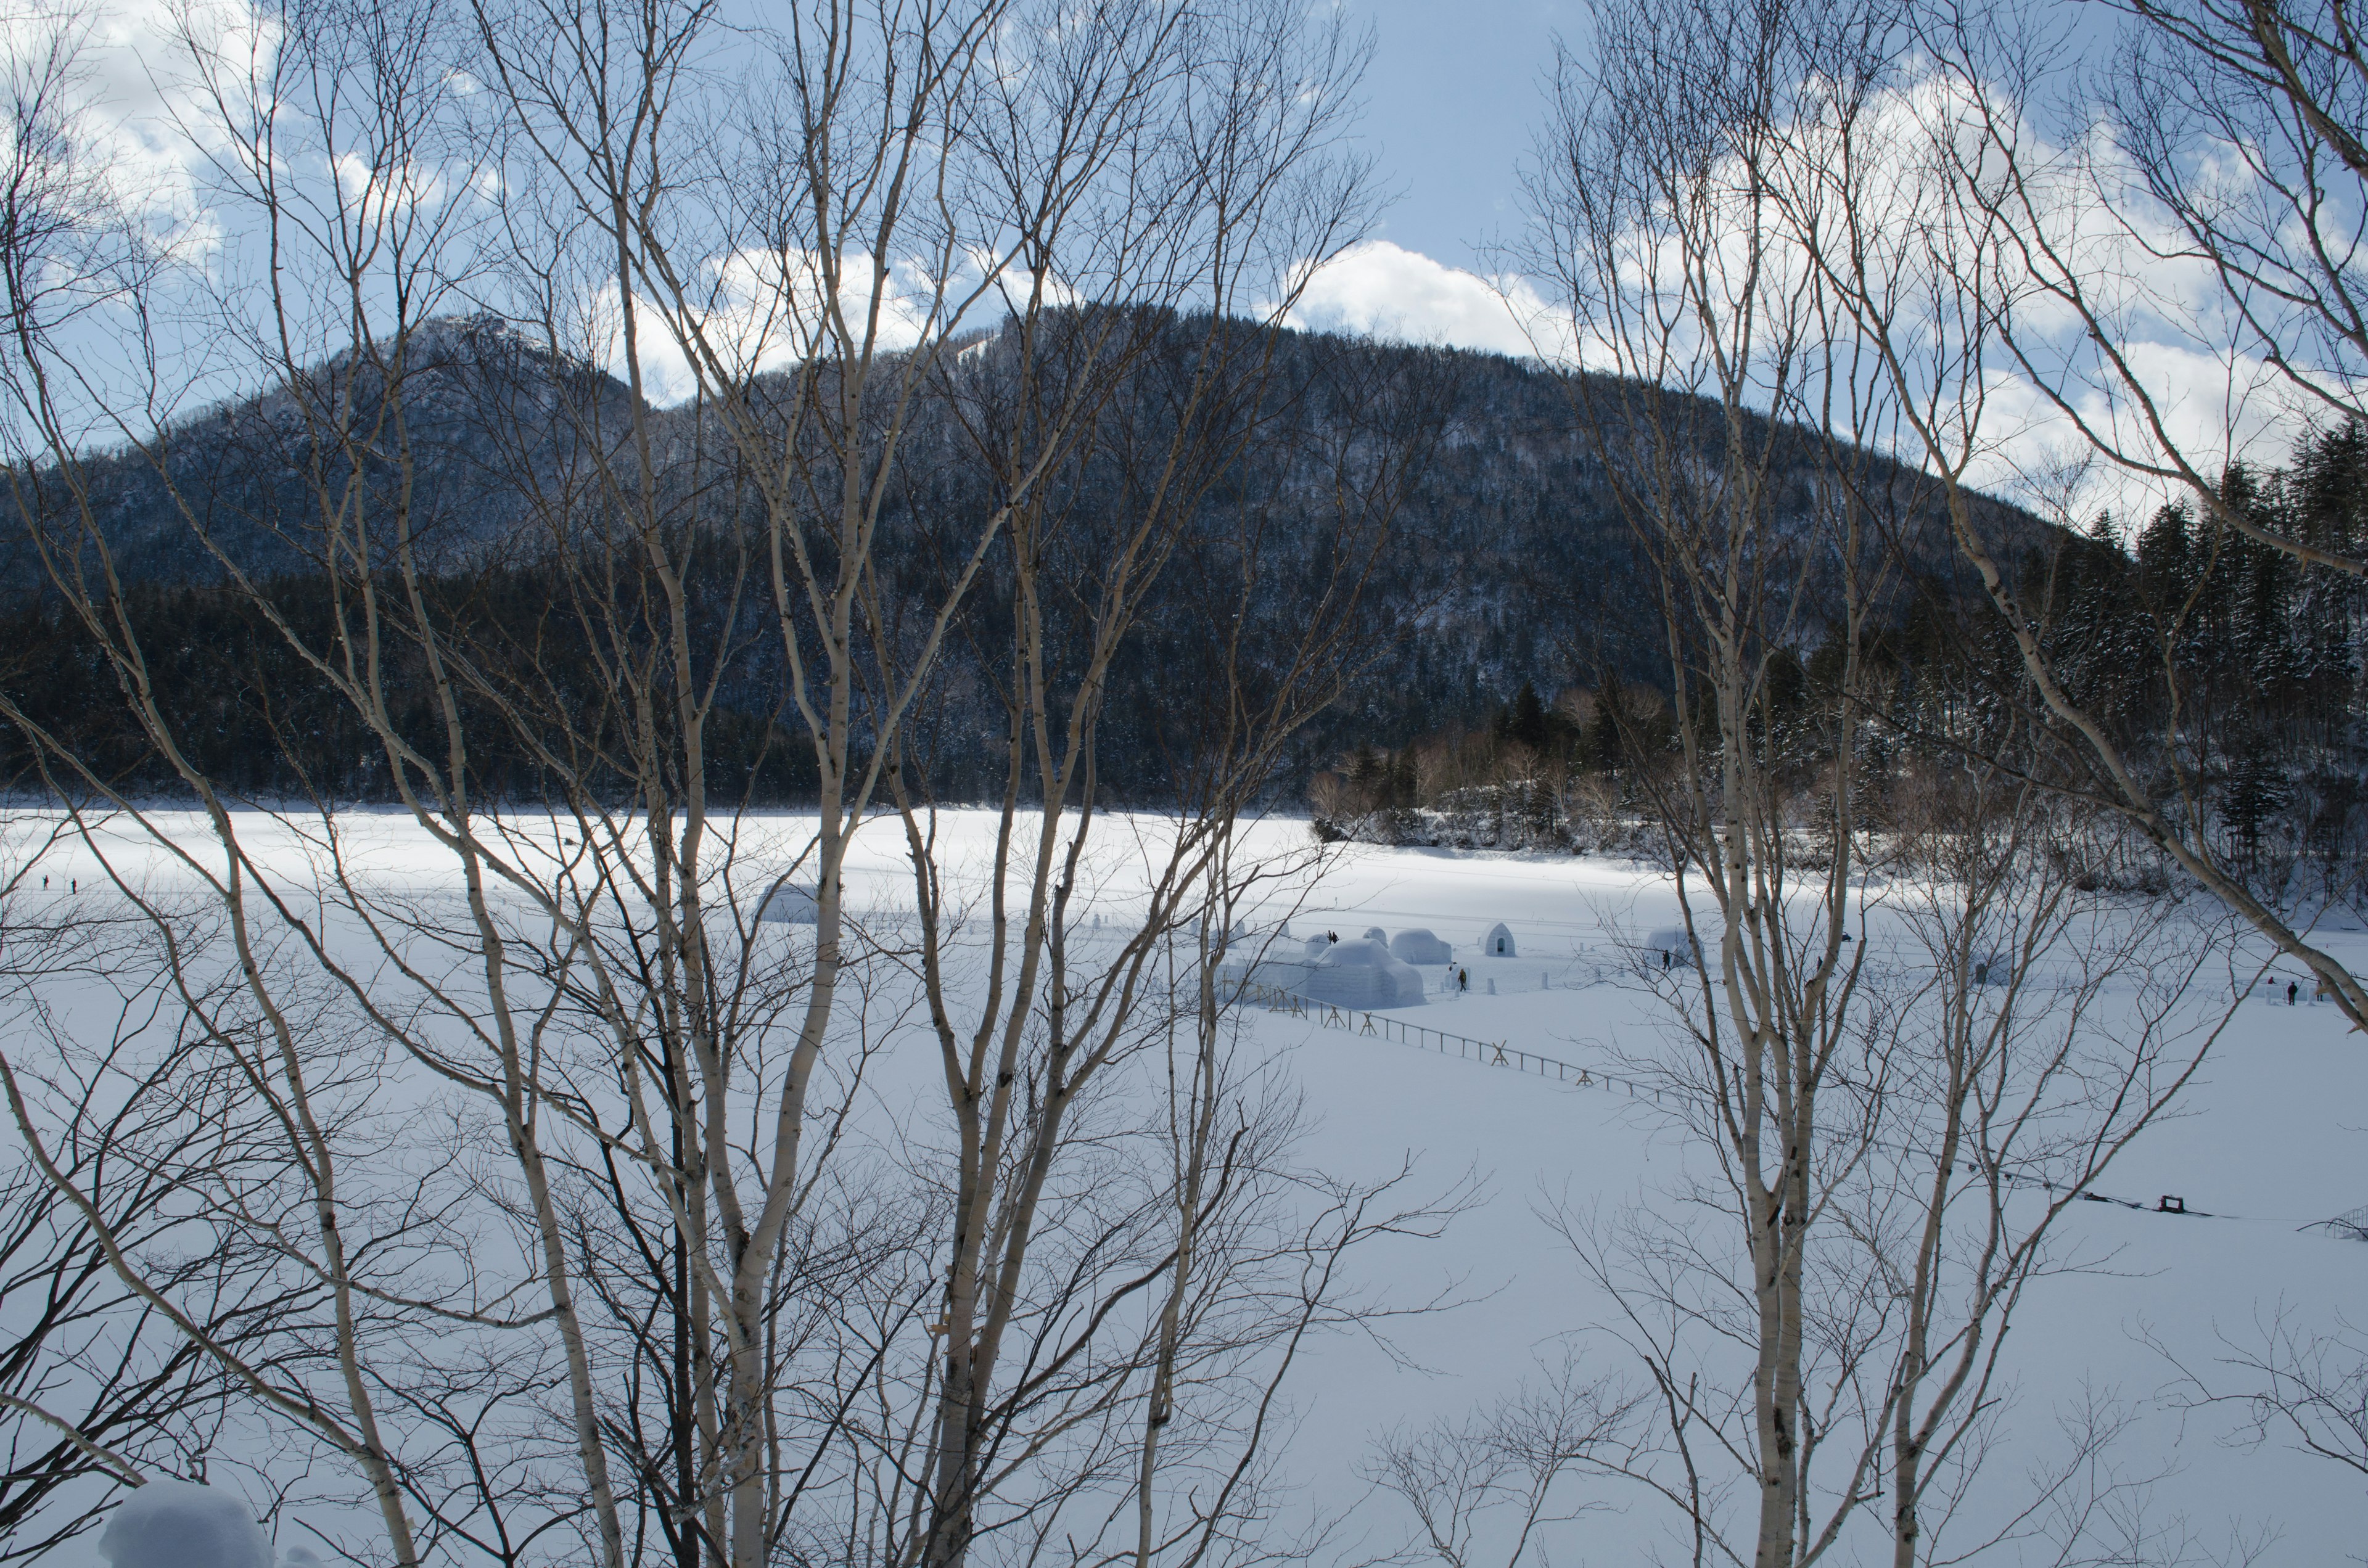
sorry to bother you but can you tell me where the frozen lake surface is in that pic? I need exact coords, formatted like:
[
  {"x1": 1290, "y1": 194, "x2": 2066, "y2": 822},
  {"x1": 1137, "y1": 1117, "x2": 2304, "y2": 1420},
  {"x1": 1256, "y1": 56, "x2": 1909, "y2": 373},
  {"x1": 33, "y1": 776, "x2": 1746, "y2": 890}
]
[{"x1": 13, "y1": 808, "x2": 2364, "y2": 1565}]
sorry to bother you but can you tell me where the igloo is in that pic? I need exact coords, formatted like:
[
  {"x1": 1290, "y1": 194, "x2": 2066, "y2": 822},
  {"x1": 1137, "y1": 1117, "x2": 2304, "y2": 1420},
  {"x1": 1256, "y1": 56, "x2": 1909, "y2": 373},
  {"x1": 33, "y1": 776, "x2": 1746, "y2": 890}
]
[
  {"x1": 1215, "y1": 927, "x2": 1314, "y2": 995},
  {"x1": 1302, "y1": 937, "x2": 1425, "y2": 1008},
  {"x1": 1643, "y1": 927, "x2": 1701, "y2": 967},
  {"x1": 99, "y1": 1480, "x2": 273, "y2": 1568},
  {"x1": 1390, "y1": 928, "x2": 1453, "y2": 965},
  {"x1": 759, "y1": 884, "x2": 820, "y2": 924},
  {"x1": 1481, "y1": 922, "x2": 1516, "y2": 958},
  {"x1": 1362, "y1": 926, "x2": 1389, "y2": 945},
  {"x1": 1224, "y1": 953, "x2": 1312, "y2": 994}
]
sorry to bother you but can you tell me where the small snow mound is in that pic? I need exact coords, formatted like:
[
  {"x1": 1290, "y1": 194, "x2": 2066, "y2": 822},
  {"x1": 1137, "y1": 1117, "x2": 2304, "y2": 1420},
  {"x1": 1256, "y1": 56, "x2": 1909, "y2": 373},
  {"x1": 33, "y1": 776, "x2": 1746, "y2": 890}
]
[
  {"x1": 760, "y1": 885, "x2": 819, "y2": 924},
  {"x1": 1390, "y1": 928, "x2": 1453, "y2": 964},
  {"x1": 100, "y1": 1480, "x2": 272, "y2": 1568}
]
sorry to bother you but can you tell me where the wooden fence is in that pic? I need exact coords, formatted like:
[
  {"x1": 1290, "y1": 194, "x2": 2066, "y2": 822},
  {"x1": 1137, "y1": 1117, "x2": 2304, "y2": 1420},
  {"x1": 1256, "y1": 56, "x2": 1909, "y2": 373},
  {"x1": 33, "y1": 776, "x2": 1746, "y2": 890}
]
[
  {"x1": 1231, "y1": 980, "x2": 1663, "y2": 1098},
  {"x1": 1231, "y1": 980, "x2": 2217, "y2": 1218}
]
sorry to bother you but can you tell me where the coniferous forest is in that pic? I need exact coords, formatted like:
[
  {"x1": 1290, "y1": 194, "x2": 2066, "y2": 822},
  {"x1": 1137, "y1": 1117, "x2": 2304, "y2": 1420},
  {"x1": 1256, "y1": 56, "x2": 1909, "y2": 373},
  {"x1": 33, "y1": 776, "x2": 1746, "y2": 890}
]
[
  {"x1": 1311, "y1": 417, "x2": 2368, "y2": 913},
  {"x1": 0, "y1": 315, "x2": 2024, "y2": 805}
]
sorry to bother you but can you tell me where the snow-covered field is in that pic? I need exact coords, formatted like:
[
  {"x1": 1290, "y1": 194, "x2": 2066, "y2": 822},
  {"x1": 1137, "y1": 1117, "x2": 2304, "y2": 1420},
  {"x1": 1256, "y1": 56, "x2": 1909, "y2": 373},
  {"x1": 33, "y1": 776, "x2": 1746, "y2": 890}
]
[
  {"x1": 11, "y1": 808, "x2": 2364, "y2": 1565},
  {"x1": 1238, "y1": 840, "x2": 2367, "y2": 1566}
]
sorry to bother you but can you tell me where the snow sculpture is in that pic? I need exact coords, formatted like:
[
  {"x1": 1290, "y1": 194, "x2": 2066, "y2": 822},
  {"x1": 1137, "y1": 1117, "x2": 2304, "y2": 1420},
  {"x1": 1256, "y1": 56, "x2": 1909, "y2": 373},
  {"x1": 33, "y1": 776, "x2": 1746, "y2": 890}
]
[
  {"x1": 1302, "y1": 937, "x2": 1425, "y2": 1008},
  {"x1": 99, "y1": 1480, "x2": 273, "y2": 1568},
  {"x1": 1481, "y1": 922, "x2": 1516, "y2": 958},
  {"x1": 1390, "y1": 928, "x2": 1453, "y2": 965},
  {"x1": 759, "y1": 884, "x2": 820, "y2": 924},
  {"x1": 1231, "y1": 956, "x2": 1312, "y2": 993},
  {"x1": 1215, "y1": 927, "x2": 1313, "y2": 994},
  {"x1": 1643, "y1": 927, "x2": 1700, "y2": 967}
]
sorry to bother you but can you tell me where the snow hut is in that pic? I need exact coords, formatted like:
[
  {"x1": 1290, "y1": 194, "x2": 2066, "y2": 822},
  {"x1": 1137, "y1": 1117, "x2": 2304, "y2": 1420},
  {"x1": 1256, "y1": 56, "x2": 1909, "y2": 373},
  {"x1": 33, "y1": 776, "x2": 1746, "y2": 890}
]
[
  {"x1": 1212, "y1": 921, "x2": 1257, "y2": 958},
  {"x1": 1302, "y1": 938, "x2": 1425, "y2": 1008},
  {"x1": 760, "y1": 884, "x2": 820, "y2": 924},
  {"x1": 1221, "y1": 952, "x2": 1313, "y2": 994},
  {"x1": 1643, "y1": 927, "x2": 1700, "y2": 967},
  {"x1": 99, "y1": 1479, "x2": 274, "y2": 1568},
  {"x1": 1391, "y1": 927, "x2": 1453, "y2": 965},
  {"x1": 1363, "y1": 926, "x2": 1390, "y2": 945},
  {"x1": 1214, "y1": 926, "x2": 1314, "y2": 995},
  {"x1": 1481, "y1": 922, "x2": 1516, "y2": 958}
]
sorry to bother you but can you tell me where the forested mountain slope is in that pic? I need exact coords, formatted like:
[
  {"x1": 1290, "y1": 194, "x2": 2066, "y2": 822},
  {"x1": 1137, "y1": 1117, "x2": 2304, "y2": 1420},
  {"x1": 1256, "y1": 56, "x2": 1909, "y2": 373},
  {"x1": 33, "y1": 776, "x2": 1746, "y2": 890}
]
[{"x1": 0, "y1": 314, "x2": 2043, "y2": 802}]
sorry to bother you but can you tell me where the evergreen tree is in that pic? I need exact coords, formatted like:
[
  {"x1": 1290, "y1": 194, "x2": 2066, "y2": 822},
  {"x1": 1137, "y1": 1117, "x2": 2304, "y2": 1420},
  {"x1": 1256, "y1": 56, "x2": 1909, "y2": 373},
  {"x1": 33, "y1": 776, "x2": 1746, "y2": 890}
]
[
  {"x1": 2222, "y1": 736, "x2": 2293, "y2": 864},
  {"x1": 1505, "y1": 680, "x2": 1550, "y2": 753}
]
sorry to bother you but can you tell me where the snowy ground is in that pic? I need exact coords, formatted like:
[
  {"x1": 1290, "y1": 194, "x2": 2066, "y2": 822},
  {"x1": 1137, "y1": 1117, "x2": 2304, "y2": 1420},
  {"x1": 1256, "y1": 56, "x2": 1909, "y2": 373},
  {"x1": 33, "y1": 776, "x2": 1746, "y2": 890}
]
[
  {"x1": 10, "y1": 808, "x2": 2365, "y2": 1565},
  {"x1": 1234, "y1": 839, "x2": 2367, "y2": 1567}
]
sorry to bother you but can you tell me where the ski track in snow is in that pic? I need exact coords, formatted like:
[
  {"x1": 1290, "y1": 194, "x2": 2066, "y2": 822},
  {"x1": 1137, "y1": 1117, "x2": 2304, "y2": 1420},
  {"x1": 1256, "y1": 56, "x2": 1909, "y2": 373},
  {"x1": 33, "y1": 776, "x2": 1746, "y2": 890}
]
[{"x1": 9, "y1": 808, "x2": 2363, "y2": 1565}]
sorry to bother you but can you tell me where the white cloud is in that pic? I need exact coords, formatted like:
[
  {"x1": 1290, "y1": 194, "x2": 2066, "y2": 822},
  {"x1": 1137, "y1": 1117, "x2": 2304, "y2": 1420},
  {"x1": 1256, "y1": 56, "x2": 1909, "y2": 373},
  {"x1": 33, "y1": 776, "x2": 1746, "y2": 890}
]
[
  {"x1": 1815, "y1": 64, "x2": 2332, "y2": 523},
  {"x1": 0, "y1": 0, "x2": 282, "y2": 242},
  {"x1": 1283, "y1": 241, "x2": 1559, "y2": 359},
  {"x1": 590, "y1": 248, "x2": 946, "y2": 407},
  {"x1": 334, "y1": 150, "x2": 446, "y2": 220}
]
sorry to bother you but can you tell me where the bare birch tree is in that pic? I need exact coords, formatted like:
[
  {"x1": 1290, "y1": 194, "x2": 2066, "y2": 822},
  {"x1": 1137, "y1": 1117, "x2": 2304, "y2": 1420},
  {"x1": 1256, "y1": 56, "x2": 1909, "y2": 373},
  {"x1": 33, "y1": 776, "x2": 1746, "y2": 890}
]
[
  {"x1": 1766, "y1": 0, "x2": 2368, "y2": 1035},
  {"x1": 1511, "y1": 6, "x2": 2248, "y2": 1564},
  {"x1": 1521, "y1": 2, "x2": 1891, "y2": 1556},
  {"x1": 1978, "y1": 0, "x2": 2368, "y2": 578}
]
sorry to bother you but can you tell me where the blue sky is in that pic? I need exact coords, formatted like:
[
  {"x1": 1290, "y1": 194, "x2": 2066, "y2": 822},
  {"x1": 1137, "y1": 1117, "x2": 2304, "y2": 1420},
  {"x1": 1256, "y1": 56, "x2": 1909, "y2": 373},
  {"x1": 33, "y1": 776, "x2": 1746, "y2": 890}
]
[
  {"x1": 1272, "y1": 0, "x2": 1584, "y2": 356},
  {"x1": 42, "y1": 0, "x2": 2252, "y2": 513},
  {"x1": 1338, "y1": 0, "x2": 1577, "y2": 271}
]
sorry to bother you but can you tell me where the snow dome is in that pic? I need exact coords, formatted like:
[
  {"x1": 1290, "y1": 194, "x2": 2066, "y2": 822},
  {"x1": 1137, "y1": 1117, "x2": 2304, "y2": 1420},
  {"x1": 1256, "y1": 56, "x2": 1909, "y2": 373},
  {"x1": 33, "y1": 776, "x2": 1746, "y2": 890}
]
[
  {"x1": 1643, "y1": 927, "x2": 1701, "y2": 966},
  {"x1": 1362, "y1": 926, "x2": 1390, "y2": 945},
  {"x1": 1214, "y1": 924, "x2": 1329, "y2": 993},
  {"x1": 760, "y1": 884, "x2": 820, "y2": 924},
  {"x1": 99, "y1": 1480, "x2": 273, "y2": 1568},
  {"x1": 1302, "y1": 937, "x2": 1425, "y2": 1008},
  {"x1": 1481, "y1": 922, "x2": 1516, "y2": 958},
  {"x1": 1390, "y1": 928, "x2": 1453, "y2": 965}
]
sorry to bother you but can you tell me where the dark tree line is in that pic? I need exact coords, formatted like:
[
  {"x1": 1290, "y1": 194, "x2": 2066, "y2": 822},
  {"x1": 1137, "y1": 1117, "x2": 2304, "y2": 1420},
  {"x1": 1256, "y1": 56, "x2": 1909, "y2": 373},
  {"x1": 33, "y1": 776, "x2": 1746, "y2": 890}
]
[
  {"x1": 0, "y1": 305, "x2": 2033, "y2": 812},
  {"x1": 1313, "y1": 421, "x2": 2367, "y2": 908}
]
